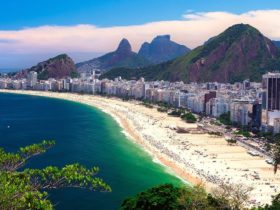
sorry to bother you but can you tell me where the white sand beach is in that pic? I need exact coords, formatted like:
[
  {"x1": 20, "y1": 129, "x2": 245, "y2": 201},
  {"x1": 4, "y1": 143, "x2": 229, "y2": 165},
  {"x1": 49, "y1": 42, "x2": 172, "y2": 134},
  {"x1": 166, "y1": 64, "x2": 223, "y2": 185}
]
[{"x1": 1, "y1": 89, "x2": 280, "y2": 207}]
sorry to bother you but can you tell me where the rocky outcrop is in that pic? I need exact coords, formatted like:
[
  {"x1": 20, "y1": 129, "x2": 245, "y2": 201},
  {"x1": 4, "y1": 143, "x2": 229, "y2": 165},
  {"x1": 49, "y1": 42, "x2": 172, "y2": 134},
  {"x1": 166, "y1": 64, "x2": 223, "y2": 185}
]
[
  {"x1": 138, "y1": 35, "x2": 190, "y2": 64},
  {"x1": 24, "y1": 54, "x2": 77, "y2": 80},
  {"x1": 76, "y1": 39, "x2": 151, "y2": 73}
]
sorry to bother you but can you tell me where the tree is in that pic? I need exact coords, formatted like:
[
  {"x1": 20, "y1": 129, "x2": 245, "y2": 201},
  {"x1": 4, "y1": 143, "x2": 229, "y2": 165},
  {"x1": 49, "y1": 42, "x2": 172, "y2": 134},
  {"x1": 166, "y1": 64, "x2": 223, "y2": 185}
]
[
  {"x1": 218, "y1": 112, "x2": 231, "y2": 126},
  {"x1": 253, "y1": 193, "x2": 280, "y2": 210},
  {"x1": 0, "y1": 140, "x2": 111, "y2": 210},
  {"x1": 268, "y1": 193, "x2": 280, "y2": 210},
  {"x1": 211, "y1": 183, "x2": 253, "y2": 210},
  {"x1": 181, "y1": 113, "x2": 197, "y2": 123},
  {"x1": 178, "y1": 185, "x2": 217, "y2": 210},
  {"x1": 272, "y1": 141, "x2": 280, "y2": 174},
  {"x1": 120, "y1": 184, "x2": 234, "y2": 210},
  {"x1": 120, "y1": 184, "x2": 182, "y2": 210},
  {"x1": 226, "y1": 139, "x2": 237, "y2": 146}
]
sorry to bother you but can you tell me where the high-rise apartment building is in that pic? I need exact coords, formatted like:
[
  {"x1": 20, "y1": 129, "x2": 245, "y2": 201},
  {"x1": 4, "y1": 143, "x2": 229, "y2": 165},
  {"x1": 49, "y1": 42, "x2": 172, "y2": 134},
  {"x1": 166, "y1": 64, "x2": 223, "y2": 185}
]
[
  {"x1": 27, "y1": 71, "x2": 38, "y2": 88},
  {"x1": 262, "y1": 72, "x2": 280, "y2": 132}
]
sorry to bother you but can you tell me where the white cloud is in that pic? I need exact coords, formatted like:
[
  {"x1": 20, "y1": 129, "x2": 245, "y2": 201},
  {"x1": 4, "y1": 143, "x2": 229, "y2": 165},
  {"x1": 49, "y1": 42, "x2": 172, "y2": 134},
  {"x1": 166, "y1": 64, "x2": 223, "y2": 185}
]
[{"x1": 0, "y1": 10, "x2": 280, "y2": 61}]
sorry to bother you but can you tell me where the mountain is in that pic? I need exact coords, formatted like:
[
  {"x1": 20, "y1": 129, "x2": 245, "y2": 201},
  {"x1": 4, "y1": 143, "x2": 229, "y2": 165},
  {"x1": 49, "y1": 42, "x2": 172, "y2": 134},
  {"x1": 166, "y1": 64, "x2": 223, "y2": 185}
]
[
  {"x1": 21, "y1": 54, "x2": 77, "y2": 80},
  {"x1": 138, "y1": 35, "x2": 190, "y2": 64},
  {"x1": 102, "y1": 24, "x2": 280, "y2": 83},
  {"x1": 274, "y1": 41, "x2": 280, "y2": 48},
  {"x1": 76, "y1": 39, "x2": 151, "y2": 73}
]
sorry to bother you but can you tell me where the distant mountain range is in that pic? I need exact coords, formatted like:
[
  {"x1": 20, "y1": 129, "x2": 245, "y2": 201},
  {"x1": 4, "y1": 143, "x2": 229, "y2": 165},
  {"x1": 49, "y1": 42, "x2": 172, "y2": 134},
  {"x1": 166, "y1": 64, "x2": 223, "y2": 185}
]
[
  {"x1": 76, "y1": 36, "x2": 189, "y2": 73},
  {"x1": 76, "y1": 39, "x2": 151, "y2": 73},
  {"x1": 13, "y1": 24, "x2": 280, "y2": 82},
  {"x1": 101, "y1": 24, "x2": 280, "y2": 83}
]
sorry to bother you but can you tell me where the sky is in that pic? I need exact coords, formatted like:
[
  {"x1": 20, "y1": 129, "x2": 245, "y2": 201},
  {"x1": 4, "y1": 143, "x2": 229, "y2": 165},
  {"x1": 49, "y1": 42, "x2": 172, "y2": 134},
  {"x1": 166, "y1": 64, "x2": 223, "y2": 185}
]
[{"x1": 1, "y1": 0, "x2": 280, "y2": 69}]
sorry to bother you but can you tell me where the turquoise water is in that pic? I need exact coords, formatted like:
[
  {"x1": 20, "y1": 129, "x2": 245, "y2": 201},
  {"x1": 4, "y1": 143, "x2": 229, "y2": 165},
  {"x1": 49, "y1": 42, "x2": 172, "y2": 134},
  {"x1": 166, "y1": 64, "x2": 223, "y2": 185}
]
[{"x1": 0, "y1": 93, "x2": 182, "y2": 210}]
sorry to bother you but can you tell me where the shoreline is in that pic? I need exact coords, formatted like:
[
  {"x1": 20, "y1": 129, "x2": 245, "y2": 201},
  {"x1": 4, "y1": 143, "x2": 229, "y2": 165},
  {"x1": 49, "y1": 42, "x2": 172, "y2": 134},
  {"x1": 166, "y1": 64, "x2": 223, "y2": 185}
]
[
  {"x1": 1, "y1": 89, "x2": 280, "y2": 206},
  {"x1": 1, "y1": 90, "x2": 199, "y2": 185}
]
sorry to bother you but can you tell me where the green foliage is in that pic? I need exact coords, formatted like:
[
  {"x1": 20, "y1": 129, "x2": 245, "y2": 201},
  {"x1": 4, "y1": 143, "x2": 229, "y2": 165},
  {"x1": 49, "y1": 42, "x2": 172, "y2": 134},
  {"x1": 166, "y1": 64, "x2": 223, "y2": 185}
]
[
  {"x1": 268, "y1": 193, "x2": 280, "y2": 210},
  {"x1": 120, "y1": 184, "x2": 233, "y2": 210},
  {"x1": 141, "y1": 102, "x2": 153, "y2": 108},
  {"x1": 181, "y1": 112, "x2": 197, "y2": 123},
  {"x1": 0, "y1": 141, "x2": 111, "y2": 210},
  {"x1": 120, "y1": 184, "x2": 182, "y2": 210},
  {"x1": 49, "y1": 54, "x2": 68, "y2": 62},
  {"x1": 251, "y1": 194, "x2": 280, "y2": 210},
  {"x1": 0, "y1": 140, "x2": 55, "y2": 172},
  {"x1": 70, "y1": 71, "x2": 79, "y2": 78},
  {"x1": 100, "y1": 60, "x2": 173, "y2": 81},
  {"x1": 234, "y1": 130, "x2": 251, "y2": 138},
  {"x1": 38, "y1": 70, "x2": 49, "y2": 80},
  {"x1": 226, "y1": 139, "x2": 237, "y2": 145},
  {"x1": 25, "y1": 164, "x2": 111, "y2": 192},
  {"x1": 178, "y1": 185, "x2": 219, "y2": 210},
  {"x1": 157, "y1": 107, "x2": 169, "y2": 112},
  {"x1": 208, "y1": 131, "x2": 223, "y2": 136},
  {"x1": 218, "y1": 112, "x2": 232, "y2": 125},
  {"x1": 0, "y1": 172, "x2": 53, "y2": 210},
  {"x1": 168, "y1": 109, "x2": 183, "y2": 117},
  {"x1": 102, "y1": 24, "x2": 280, "y2": 83}
]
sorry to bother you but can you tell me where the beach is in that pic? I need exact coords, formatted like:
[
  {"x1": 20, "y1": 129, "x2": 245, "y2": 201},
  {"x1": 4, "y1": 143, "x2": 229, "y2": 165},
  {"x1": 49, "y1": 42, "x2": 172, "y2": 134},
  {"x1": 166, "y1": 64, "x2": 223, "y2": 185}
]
[{"x1": 1, "y1": 89, "x2": 280, "y2": 206}]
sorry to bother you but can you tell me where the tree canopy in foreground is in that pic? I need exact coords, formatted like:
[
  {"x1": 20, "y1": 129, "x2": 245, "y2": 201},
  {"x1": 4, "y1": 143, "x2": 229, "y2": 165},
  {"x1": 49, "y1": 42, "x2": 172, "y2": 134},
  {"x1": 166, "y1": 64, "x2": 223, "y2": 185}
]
[
  {"x1": 120, "y1": 184, "x2": 280, "y2": 210},
  {"x1": 0, "y1": 140, "x2": 111, "y2": 210}
]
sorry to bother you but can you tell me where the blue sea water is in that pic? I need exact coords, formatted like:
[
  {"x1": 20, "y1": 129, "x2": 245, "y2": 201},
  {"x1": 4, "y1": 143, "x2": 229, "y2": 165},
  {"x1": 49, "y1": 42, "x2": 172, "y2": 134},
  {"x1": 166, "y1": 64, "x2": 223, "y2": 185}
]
[{"x1": 0, "y1": 93, "x2": 182, "y2": 210}]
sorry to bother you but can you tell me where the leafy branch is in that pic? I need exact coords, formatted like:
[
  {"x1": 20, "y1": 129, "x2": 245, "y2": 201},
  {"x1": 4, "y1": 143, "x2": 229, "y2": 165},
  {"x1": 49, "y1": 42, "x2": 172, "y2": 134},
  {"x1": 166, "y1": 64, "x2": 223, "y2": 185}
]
[{"x1": 0, "y1": 140, "x2": 111, "y2": 210}]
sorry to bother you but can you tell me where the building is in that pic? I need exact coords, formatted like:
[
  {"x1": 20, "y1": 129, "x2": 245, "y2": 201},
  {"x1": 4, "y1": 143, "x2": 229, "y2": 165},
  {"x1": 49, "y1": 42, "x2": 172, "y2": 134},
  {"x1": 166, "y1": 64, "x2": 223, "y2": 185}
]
[
  {"x1": 262, "y1": 72, "x2": 280, "y2": 133},
  {"x1": 204, "y1": 91, "x2": 216, "y2": 113},
  {"x1": 230, "y1": 100, "x2": 253, "y2": 127},
  {"x1": 27, "y1": 71, "x2": 38, "y2": 88}
]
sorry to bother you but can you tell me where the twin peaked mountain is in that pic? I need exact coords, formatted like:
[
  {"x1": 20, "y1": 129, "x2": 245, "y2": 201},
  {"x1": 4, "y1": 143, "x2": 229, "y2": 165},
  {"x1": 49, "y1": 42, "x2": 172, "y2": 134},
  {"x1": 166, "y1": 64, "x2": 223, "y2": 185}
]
[{"x1": 76, "y1": 35, "x2": 190, "y2": 73}]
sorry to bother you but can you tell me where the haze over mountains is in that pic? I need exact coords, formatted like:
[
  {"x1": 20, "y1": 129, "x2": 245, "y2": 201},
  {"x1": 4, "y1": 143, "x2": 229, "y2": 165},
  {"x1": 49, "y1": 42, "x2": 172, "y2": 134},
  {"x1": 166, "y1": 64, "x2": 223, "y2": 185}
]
[
  {"x1": 76, "y1": 35, "x2": 190, "y2": 73},
  {"x1": 102, "y1": 24, "x2": 280, "y2": 83},
  {"x1": 76, "y1": 39, "x2": 151, "y2": 73},
  {"x1": 15, "y1": 24, "x2": 280, "y2": 83}
]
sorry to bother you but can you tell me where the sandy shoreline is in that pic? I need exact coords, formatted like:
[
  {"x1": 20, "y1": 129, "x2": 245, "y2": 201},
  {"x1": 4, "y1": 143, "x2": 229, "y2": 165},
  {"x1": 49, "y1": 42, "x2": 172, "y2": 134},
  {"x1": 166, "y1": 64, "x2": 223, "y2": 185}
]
[{"x1": 1, "y1": 90, "x2": 280, "y2": 206}]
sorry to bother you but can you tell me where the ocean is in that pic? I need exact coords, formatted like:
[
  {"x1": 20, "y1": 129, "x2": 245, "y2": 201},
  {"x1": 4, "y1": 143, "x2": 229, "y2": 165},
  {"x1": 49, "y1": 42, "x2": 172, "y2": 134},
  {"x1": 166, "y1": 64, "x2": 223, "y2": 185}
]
[{"x1": 0, "y1": 93, "x2": 182, "y2": 210}]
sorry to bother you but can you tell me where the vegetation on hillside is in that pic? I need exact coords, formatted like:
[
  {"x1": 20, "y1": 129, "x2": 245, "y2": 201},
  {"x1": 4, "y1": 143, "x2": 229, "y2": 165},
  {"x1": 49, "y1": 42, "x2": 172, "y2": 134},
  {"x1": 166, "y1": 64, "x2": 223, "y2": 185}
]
[
  {"x1": 100, "y1": 60, "x2": 173, "y2": 81},
  {"x1": 101, "y1": 24, "x2": 280, "y2": 83},
  {"x1": 0, "y1": 140, "x2": 111, "y2": 209}
]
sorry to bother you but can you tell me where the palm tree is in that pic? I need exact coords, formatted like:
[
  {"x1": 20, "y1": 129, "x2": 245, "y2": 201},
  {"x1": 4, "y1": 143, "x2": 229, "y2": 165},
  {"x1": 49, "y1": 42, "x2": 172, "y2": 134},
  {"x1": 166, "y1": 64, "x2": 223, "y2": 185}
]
[{"x1": 272, "y1": 141, "x2": 280, "y2": 174}]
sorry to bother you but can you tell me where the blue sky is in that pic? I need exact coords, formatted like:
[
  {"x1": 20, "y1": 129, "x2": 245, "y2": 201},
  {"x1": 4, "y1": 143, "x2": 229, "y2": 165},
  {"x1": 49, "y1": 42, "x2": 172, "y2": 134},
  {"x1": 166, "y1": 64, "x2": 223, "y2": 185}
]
[
  {"x1": 1, "y1": 0, "x2": 280, "y2": 29},
  {"x1": 0, "y1": 0, "x2": 280, "y2": 69}
]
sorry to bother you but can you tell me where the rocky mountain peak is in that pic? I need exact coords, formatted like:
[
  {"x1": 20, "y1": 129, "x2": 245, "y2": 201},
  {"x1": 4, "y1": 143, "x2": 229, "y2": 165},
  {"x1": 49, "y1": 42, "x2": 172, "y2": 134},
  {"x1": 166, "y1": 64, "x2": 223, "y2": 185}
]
[
  {"x1": 116, "y1": 38, "x2": 132, "y2": 55},
  {"x1": 138, "y1": 35, "x2": 190, "y2": 64},
  {"x1": 153, "y1": 35, "x2": 171, "y2": 42}
]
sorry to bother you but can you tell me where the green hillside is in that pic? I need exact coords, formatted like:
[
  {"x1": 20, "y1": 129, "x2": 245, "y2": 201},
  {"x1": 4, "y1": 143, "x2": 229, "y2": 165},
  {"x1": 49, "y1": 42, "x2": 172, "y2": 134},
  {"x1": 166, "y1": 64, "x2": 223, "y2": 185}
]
[{"x1": 102, "y1": 24, "x2": 280, "y2": 83}]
